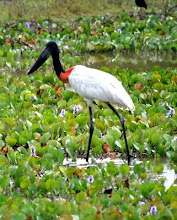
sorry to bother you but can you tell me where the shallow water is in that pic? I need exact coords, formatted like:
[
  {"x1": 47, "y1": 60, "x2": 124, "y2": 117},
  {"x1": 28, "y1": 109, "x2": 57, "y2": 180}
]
[
  {"x1": 83, "y1": 51, "x2": 177, "y2": 70},
  {"x1": 13, "y1": 51, "x2": 177, "y2": 190},
  {"x1": 79, "y1": 52, "x2": 177, "y2": 189},
  {"x1": 63, "y1": 157, "x2": 176, "y2": 190}
]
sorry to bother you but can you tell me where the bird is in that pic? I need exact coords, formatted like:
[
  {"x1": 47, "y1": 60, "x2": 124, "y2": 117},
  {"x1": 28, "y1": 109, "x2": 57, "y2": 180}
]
[
  {"x1": 135, "y1": 0, "x2": 147, "y2": 9},
  {"x1": 28, "y1": 41, "x2": 135, "y2": 165}
]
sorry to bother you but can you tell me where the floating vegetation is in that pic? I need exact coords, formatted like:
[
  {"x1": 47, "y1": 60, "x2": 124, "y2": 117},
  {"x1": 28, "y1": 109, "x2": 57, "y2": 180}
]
[{"x1": 0, "y1": 12, "x2": 176, "y2": 219}]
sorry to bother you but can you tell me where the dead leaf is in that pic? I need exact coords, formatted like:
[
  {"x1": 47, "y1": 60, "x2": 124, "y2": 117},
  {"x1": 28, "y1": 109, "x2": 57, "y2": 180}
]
[
  {"x1": 134, "y1": 82, "x2": 143, "y2": 91},
  {"x1": 73, "y1": 168, "x2": 85, "y2": 177},
  {"x1": 6, "y1": 38, "x2": 12, "y2": 43},
  {"x1": 0, "y1": 145, "x2": 8, "y2": 156},
  {"x1": 103, "y1": 142, "x2": 111, "y2": 153},
  {"x1": 123, "y1": 178, "x2": 130, "y2": 188},
  {"x1": 55, "y1": 85, "x2": 61, "y2": 97},
  {"x1": 90, "y1": 30, "x2": 96, "y2": 35},
  {"x1": 110, "y1": 152, "x2": 117, "y2": 159},
  {"x1": 30, "y1": 39, "x2": 35, "y2": 45},
  {"x1": 37, "y1": 89, "x2": 44, "y2": 96}
]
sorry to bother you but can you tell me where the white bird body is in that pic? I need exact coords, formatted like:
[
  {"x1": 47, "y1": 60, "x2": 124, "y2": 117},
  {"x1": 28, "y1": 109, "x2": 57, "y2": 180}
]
[{"x1": 65, "y1": 65, "x2": 134, "y2": 111}]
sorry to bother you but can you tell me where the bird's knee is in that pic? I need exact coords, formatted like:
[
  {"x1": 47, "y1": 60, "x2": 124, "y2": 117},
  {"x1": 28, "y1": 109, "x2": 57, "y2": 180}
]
[
  {"x1": 120, "y1": 116, "x2": 125, "y2": 125},
  {"x1": 90, "y1": 122, "x2": 94, "y2": 133}
]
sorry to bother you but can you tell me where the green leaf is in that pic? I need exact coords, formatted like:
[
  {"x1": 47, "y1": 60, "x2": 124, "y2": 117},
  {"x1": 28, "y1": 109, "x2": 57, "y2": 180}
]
[
  {"x1": 134, "y1": 164, "x2": 145, "y2": 174},
  {"x1": 0, "y1": 140, "x2": 5, "y2": 148},
  {"x1": 151, "y1": 133, "x2": 160, "y2": 145},
  {"x1": 18, "y1": 136, "x2": 27, "y2": 145},
  {"x1": 76, "y1": 115, "x2": 87, "y2": 127},
  {"x1": 163, "y1": 134, "x2": 172, "y2": 143},
  {"x1": 76, "y1": 191, "x2": 87, "y2": 204},
  {"x1": 140, "y1": 183, "x2": 154, "y2": 199},
  {"x1": 107, "y1": 162, "x2": 119, "y2": 176},
  {"x1": 13, "y1": 213, "x2": 27, "y2": 220},
  {"x1": 20, "y1": 131, "x2": 32, "y2": 141},
  {"x1": 107, "y1": 127, "x2": 121, "y2": 140},
  {"x1": 57, "y1": 149, "x2": 65, "y2": 164},
  {"x1": 133, "y1": 142, "x2": 145, "y2": 154},
  {"x1": 40, "y1": 132, "x2": 51, "y2": 144},
  {"x1": 154, "y1": 165, "x2": 164, "y2": 174},
  {"x1": 6, "y1": 137, "x2": 17, "y2": 147},
  {"x1": 80, "y1": 205, "x2": 97, "y2": 218},
  {"x1": 63, "y1": 91, "x2": 74, "y2": 101},
  {"x1": 0, "y1": 176, "x2": 10, "y2": 189},
  {"x1": 119, "y1": 164, "x2": 130, "y2": 175},
  {"x1": 104, "y1": 135, "x2": 114, "y2": 146},
  {"x1": 0, "y1": 50, "x2": 4, "y2": 56},
  {"x1": 92, "y1": 135, "x2": 103, "y2": 148}
]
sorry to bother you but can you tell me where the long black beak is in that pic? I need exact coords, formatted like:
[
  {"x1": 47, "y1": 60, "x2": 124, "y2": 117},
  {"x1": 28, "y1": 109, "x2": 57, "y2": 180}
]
[
  {"x1": 28, "y1": 41, "x2": 65, "y2": 76},
  {"x1": 28, "y1": 47, "x2": 51, "y2": 75}
]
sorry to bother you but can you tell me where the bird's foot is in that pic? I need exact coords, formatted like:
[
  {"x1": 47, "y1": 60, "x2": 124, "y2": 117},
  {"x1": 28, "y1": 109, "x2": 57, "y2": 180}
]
[
  {"x1": 129, "y1": 154, "x2": 136, "y2": 159},
  {"x1": 127, "y1": 154, "x2": 136, "y2": 165}
]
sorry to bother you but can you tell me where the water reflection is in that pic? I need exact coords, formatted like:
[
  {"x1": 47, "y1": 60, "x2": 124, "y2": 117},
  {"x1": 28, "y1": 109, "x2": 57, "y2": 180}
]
[
  {"x1": 63, "y1": 157, "x2": 176, "y2": 190},
  {"x1": 161, "y1": 163, "x2": 176, "y2": 189},
  {"x1": 83, "y1": 51, "x2": 177, "y2": 70}
]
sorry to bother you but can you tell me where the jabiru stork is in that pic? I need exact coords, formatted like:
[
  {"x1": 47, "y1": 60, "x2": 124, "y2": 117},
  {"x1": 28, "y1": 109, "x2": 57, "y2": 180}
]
[{"x1": 28, "y1": 41, "x2": 135, "y2": 164}]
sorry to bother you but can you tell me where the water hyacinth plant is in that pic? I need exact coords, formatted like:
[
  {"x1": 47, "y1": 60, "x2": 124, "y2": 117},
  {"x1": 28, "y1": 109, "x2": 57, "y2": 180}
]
[
  {"x1": 73, "y1": 105, "x2": 79, "y2": 115},
  {"x1": 59, "y1": 109, "x2": 66, "y2": 118},
  {"x1": 30, "y1": 145, "x2": 36, "y2": 157},
  {"x1": 25, "y1": 21, "x2": 30, "y2": 29},
  {"x1": 0, "y1": 5, "x2": 176, "y2": 219},
  {"x1": 87, "y1": 175, "x2": 94, "y2": 183},
  {"x1": 168, "y1": 108, "x2": 175, "y2": 117},
  {"x1": 117, "y1": 29, "x2": 122, "y2": 34},
  {"x1": 150, "y1": 205, "x2": 157, "y2": 215},
  {"x1": 173, "y1": 136, "x2": 177, "y2": 142}
]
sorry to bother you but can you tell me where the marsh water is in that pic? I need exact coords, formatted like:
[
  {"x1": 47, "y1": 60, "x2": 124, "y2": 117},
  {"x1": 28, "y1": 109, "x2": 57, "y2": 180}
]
[
  {"x1": 83, "y1": 51, "x2": 177, "y2": 70},
  {"x1": 66, "y1": 52, "x2": 177, "y2": 190},
  {"x1": 14, "y1": 51, "x2": 176, "y2": 76},
  {"x1": 15, "y1": 51, "x2": 176, "y2": 189},
  {"x1": 63, "y1": 157, "x2": 176, "y2": 190}
]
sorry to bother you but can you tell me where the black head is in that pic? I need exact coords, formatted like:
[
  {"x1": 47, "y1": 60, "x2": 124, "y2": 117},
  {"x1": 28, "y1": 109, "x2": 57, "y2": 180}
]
[
  {"x1": 28, "y1": 41, "x2": 65, "y2": 76},
  {"x1": 135, "y1": 0, "x2": 147, "y2": 9}
]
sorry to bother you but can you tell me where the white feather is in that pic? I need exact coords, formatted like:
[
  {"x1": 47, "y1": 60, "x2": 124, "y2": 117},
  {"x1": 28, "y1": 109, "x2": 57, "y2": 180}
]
[{"x1": 66, "y1": 65, "x2": 134, "y2": 111}]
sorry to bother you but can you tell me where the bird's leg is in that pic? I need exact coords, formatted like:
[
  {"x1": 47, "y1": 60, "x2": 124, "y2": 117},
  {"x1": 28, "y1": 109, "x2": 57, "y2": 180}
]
[
  {"x1": 107, "y1": 103, "x2": 131, "y2": 165},
  {"x1": 86, "y1": 106, "x2": 94, "y2": 162}
]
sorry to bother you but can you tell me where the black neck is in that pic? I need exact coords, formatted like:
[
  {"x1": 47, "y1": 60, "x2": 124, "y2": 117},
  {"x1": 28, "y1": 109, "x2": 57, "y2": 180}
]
[
  {"x1": 52, "y1": 53, "x2": 63, "y2": 77},
  {"x1": 47, "y1": 41, "x2": 65, "y2": 77}
]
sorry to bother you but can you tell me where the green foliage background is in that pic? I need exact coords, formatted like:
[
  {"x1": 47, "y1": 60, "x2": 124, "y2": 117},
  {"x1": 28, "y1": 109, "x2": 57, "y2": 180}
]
[
  {"x1": 0, "y1": 0, "x2": 176, "y2": 21},
  {"x1": 0, "y1": 1, "x2": 177, "y2": 219}
]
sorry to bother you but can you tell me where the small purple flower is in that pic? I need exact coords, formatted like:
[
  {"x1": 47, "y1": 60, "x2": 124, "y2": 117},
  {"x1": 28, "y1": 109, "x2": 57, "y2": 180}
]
[
  {"x1": 106, "y1": 152, "x2": 110, "y2": 157},
  {"x1": 150, "y1": 206, "x2": 157, "y2": 215},
  {"x1": 31, "y1": 145, "x2": 36, "y2": 157},
  {"x1": 73, "y1": 105, "x2": 79, "y2": 115},
  {"x1": 142, "y1": 72, "x2": 147, "y2": 76},
  {"x1": 169, "y1": 108, "x2": 175, "y2": 117},
  {"x1": 65, "y1": 140, "x2": 70, "y2": 145},
  {"x1": 117, "y1": 29, "x2": 122, "y2": 34},
  {"x1": 173, "y1": 136, "x2": 177, "y2": 142},
  {"x1": 87, "y1": 175, "x2": 94, "y2": 183},
  {"x1": 59, "y1": 109, "x2": 66, "y2": 118},
  {"x1": 25, "y1": 22, "x2": 30, "y2": 29},
  {"x1": 63, "y1": 45, "x2": 69, "y2": 50},
  {"x1": 100, "y1": 133, "x2": 103, "y2": 139},
  {"x1": 9, "y1": 179, "x2": 14, "y2": 187}
]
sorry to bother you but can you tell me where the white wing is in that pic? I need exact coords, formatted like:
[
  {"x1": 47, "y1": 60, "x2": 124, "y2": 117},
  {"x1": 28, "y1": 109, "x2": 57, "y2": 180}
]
[{"x1": 66, "y1": 65, "x2": 134, "y2": 111}]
